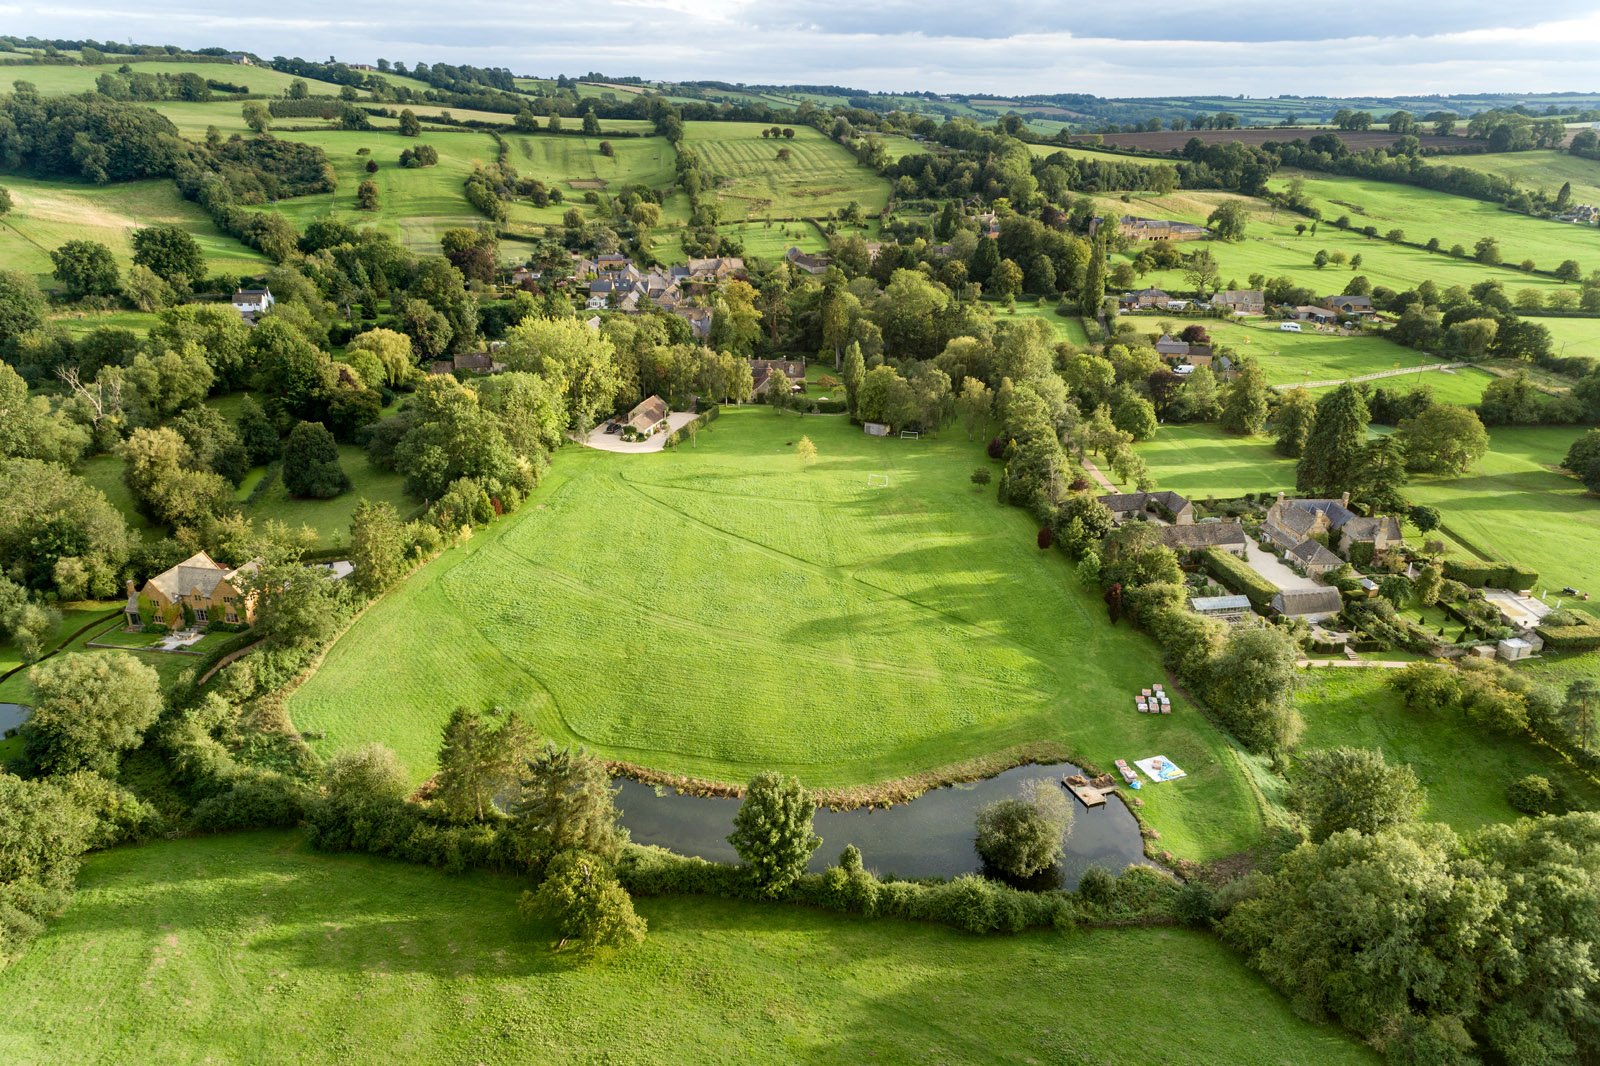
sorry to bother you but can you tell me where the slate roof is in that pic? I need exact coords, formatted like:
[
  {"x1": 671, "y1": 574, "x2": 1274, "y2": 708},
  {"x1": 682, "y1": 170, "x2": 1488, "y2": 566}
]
[
  {"x1": 1159, "y1": 523, "x2": 1246, "y2": 550},
  {"x1": 627, "y1": 395, "x2": 670, "y2": 433},
  {"x1": 145, "y1": 552, "x2": 257, "y2": 601},
  {"x1": 1097, "y1": 490, "x2": 1191, "y2": 515},
  {"x1": 1289, "y1": 540, "x2": 1343, "y2": 569}
]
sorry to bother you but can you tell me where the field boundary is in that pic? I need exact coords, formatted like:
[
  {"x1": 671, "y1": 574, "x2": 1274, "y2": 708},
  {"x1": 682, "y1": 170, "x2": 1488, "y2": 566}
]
[{"x1": 1272, "y1": 361, "x2": 1466, "y2": 390}]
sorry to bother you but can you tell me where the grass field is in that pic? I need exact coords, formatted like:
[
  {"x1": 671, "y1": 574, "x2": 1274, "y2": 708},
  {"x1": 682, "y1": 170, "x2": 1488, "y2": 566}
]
[
  {"x1": 1292, "y1": 669, "x2": 1600, "y2": 832},
  {"x1": 1130, "y1": 423, "x2": 1295, "y2": 499},
  {"x1": 1535, "y1": 316, "x2": 1600, "y2": 361},
  {"x1": 1003, "y1": 301, "x2": 1091, "y2": 345},
  {"x1": 241, "y1": 129, "x2": 501, "y2": 254},
  {"x1": 0, "y1": 831, "x2": 1376, "y2": 1065},
  {"x1": 1101, "y1": 189, "x2": 1583, "y2": 300},
  {"x1": 500, "y1": 133, "x2": 689, "y2": 246},
  {"x1": 1407, "y1": 426, "x2": 1600, "y2": 616},
  {"x1": 1172, "y1": 319, "x2": 1433, "y2": 386},
  {"x1": 289, "y1": 409, "x2": 1261, "y2": 860},
  {"x1": 0, "y1": 602, "x2": 121, "y2": 685},
  {"x1": 682, "y1": 122, "x2": 892, "y2": 222},
  {"x1": 1440, "y1": 151, "x2": 1600, "y2": 215},
  {"x1": 0, "y1": 617, "x2": 199, "y2": 707},
  {"x1": 244, "y1": 445, "x2": 416, "y2": 548},
  {"x1": 48, "y1": 309, "x2": 161, "y2": 338},
  {"x1": 0, "y1": 174, "x2": 266, "y2": 289},
  {"x1": 11, "y1": 61, "x2": 352, "y2": 98},
  {"x1": 1273, "y1": 171, "x2": 1600, "y2": 280},
  {"x1": 76, "y1": 454, "x2": 160, "y2": 542}
]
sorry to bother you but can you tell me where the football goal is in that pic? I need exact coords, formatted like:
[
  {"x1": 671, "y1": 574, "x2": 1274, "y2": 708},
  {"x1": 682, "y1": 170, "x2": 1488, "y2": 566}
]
[
  {"x1": 899, "y1": 429, "x2": 921, "y2": 439},
  {"x1": 867, "y1": 473, "x2": 891, "y2": 488}
]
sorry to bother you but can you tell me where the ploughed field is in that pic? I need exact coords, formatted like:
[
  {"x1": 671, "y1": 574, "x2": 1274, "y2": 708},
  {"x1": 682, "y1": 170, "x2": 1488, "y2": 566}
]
[{"x1": 288, "y1": 409, "x2": 1260, "y2": 860}]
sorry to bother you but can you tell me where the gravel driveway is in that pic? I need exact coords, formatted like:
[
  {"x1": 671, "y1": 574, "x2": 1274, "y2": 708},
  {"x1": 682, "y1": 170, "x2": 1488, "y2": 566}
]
[{"x1": 576, "y1": 412, "x2": 699, "y2": 453}]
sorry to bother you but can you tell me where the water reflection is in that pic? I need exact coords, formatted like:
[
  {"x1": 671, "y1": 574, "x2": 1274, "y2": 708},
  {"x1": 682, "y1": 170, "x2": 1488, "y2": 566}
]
[{"x1": 615, "y1": 761, "x2": 1153, "y2": 890}]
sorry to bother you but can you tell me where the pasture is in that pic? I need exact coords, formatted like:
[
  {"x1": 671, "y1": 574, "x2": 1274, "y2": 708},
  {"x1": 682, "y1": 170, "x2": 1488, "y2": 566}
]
[
  {"x1": 0, "y1": 832, "x2": 1377, "y2": 1066},
  {"x1": 289, "y1": 409, "x2": 1261, "y2": 861},
  {"x1": 1444, "y1": 150, "x2": 1600, "y2": 210},
  {"x1": 1406, "y1": 426, "x2": 1600, "y2": 616},
  {"x1": 682, "y1": 122, "x2": 892, "y2": 221},
  {"x1": 1292, "y1": 669, "x2": 1600, "y2": 832},
  {"x1": 1003, "y1": 301, "x2": 1092, "y2": 346},
  {"x1": 0, "y1": 174, "x2": 266, "y2": 289},
  {"x1": 1181, "y1": 318, "x2": 1433, "y2": 386},
  {"x1": 241, "y1": 128, "x2": 501, "y2": 253},
  {"x1": 1130, "y1": 422, "x2": 1294, "y2": 499},
  {"x1": 1075, "y1": 128, "x2": 1480, "y2": 153},
  {"x1": 10, "y1": 60, "x2": 351, "y2": 98},
  {"x1": 1536, "y1": 316, "x2": 1600, "y2": 361}
]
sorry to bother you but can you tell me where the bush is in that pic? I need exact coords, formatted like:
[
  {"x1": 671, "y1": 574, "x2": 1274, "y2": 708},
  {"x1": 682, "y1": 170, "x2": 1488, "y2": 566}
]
[
  {"x1": 1506, "y1": 774, "x2": 1563, "y2": 815},
  {"x1": 986, "y1": 437, "x2": 1005, "y2": 459},
  {"x1": 1077, "y1": 865, "x2": 1116, "y2": 905},
  {"x1": 1036, "y1": 526, "x2": 1053, "y2": 550},
  {"x1": 1203, "y1": 548, "x2": 1277, "y2": 607},
  {"x1": 1442, "y1": 559, "x2": 1538, "y2": 591},
  {"x1": 189, "y1": 771, "x2": 308, "y2": 831},
  {"x1": 1537, "y1": 623, "x2": 1600, "y2": 652}
]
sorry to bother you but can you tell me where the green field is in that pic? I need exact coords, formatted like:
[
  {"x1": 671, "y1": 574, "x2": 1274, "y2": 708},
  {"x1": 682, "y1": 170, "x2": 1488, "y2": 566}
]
[
  {"x1": 1534, "y1": 316, "x2": 1600, "y2": 362},
  {"x1": 245, "y1": 444, "x2": 416, "y2": 547},
  {"x1": 48, "y1": 309, "x2": 161, "y2": 338},
  {"x1": 0, "y1": 173, "x2": 266, "y2": 289},
  {"x1": 683, "y1": 122, "x2": 892, "y2": 221},
  {"x1": 1273, "y1": 171, "x2": 1600, "y2": 280},
  {"x1": 76, "y1": 454, "x2": 160, "y2": 542},
  {"x1": 1130, "y1": 422, "x2": 1294, "y2": 499},
  {"x1": 10, "y1": 60, "x2": 352, "y2": 98},
  {"x1": 289, "y1": 409, "x2": 1260, "y2": 860},
  {"x1": 1407, "y1": 426, "x2": 1600, "y2": 616},
  {"x1": 0, "y1": 831, "x2": 1376, "y2": 1065},
  {"x1": 1442, "y1": 151, "x2": 1600, "y2": 214},
  {"x1": 1293, "y1": 669, "x2": 1600, "y2": 831},
  {"x1": 1102, "y1": 189, "x2": 1583, "y2": 300},
  {"x1": 500, "y1": 133, "x2": 688, "y2": 244},
  {"x1": 1004, "y1": 301, "x2": 1091, "y2": 345},
  {"x1": 0, "y1": 617, "x2": 200, "y2": 707},
  {"x1": 241, "y1": 128, "x2": 501, "y2": 254},
  {"x1": 1177, "y1": 319, "x2": 1432, "y2": 386}
]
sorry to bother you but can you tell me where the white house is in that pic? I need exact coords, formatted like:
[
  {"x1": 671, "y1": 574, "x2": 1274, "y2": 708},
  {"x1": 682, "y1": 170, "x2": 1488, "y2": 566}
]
[{"x1": 230, "y1": 287, "x2": 275, "y2": 316}]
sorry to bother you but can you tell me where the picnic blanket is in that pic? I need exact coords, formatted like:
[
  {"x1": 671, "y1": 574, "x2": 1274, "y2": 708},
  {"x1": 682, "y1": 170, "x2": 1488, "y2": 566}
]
[{"x1": 1135, "y1": 756, "x2": 1187, "y2": 782}]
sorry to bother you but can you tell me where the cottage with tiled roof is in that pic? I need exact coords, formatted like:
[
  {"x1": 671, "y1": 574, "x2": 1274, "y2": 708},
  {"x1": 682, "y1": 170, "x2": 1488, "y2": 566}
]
[
  {"x1": 626, "y1": 395, "x2": 671, "y2": 436},
  {"x1": 1159, "y1": 521, "x2": 1247, "y2": 556},
  {"x1": 131, "y1": 552, "x2": 260, "y2": 629},
  {"x1": 1097, "y1": 490, "x2": 1194, "y2": 525}
]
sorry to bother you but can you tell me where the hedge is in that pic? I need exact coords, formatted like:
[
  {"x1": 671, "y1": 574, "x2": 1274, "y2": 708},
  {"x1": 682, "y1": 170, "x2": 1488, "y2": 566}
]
[
  {"x1": 1536, "y1": 624, "x2": 1600, "y2": 652},
  {"x1": 1443, "y1": 559, "x2": 1539, "y2": 591},
  {"x1": 1203, "y1": 548, "x2": 1277, "y2": 607},
  {"x1": 662, "y1": 402, "x2": 721, "y2": 448}
]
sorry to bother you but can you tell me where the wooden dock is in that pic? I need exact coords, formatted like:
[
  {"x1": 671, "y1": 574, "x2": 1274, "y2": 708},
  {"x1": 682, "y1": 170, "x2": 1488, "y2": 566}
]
[{"x1": 1062, "y1": 779, "x2": 1116, "y2": 807}]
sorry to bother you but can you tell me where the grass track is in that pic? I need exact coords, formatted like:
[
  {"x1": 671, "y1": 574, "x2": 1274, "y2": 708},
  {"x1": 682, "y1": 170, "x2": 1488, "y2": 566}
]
[
  {"x1": 0, "y1": 831, "x2": 1378, "y2": 1066},
  {"x1": 289, "y1": 409, "x2": 1261, "y2": 861}
]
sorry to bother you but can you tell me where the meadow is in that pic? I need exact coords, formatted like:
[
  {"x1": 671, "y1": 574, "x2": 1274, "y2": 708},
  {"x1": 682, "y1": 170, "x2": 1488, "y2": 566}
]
[
  {"x1": 1128, "y1": 423, "x2": 1294, "y2": 499},
  {"x1": 1292, "y1": 669, "x2": 1600, "y2": 831},
  {"x1": 289, "y1": 409, "x2": 1261, "y2": 861},
  {"x1": 1003, "y1": 301, "x2": 1092, "y2": 345},
  {"x1": 13, "y1": 60, "x2": 351, "y2": 98},
  {"x1": 1437, "y1": 150, "x2": 1600, "y2": 214},
  {"x1": 682, "y1": 122, "x2": 892, "y2": 221},
  {"x1": 0, "y1": 174, "x2": 266, "y2": 289},
  {"x1": 0, "y1": 832, "x2": 1378, "y2": 1066},
  {"x1": 241, "y1": 128, "x2": 501, "y2": 253},
  {"x1": 1100, "y1": 189, "x2": 1584, "y2": 300},
  {"x1": 243, "y1": 444, "x2": 415, "y2": 547},
  {"x1": 1406, "y1": 426, "x2": 1600, "y2": 615},
  {"x1": 1534, "y1": 315, "x2": 1600, "y2": 361},
  {"x1": 1170, "y1": 318, "x2": 1434, "y2": 386}
]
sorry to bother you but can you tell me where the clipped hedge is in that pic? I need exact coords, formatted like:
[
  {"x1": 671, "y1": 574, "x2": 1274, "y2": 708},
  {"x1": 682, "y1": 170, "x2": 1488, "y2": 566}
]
[
  {"x1": 1443, "y1": 559, "x2": 1539, "y2": 591},
  {"x1": 1537, "y1": 624, "x2": 1600, "y2": 652},
  {"x1": 1203, "y1": 548, "x2": 1277, "y2": 607},
  {"x1": 662, "y1": 402, "x2": 721, "y2": 448}
]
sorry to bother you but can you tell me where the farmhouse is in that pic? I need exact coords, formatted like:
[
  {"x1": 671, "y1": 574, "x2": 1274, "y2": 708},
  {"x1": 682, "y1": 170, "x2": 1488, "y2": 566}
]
[
  {"x1": 1291, "y1": 305, "x2": 1337, "y2": 324},
  {"x1": 784, "y1": 247, "x2": 832, "y2": 274},
  {"x1": 1098, "y1": 490, "x2": 1194, "y2": 525},
  {"x1": 750, "y1": 358, "x2": 805, "y2": 396},
  {"x1": 1288, "y1": 538, "x2": 1343, "y2": 577},
  {"x1": 1122, "y1": 287, "x2": 1173, "y2": 310},
  {"x1": 1213, "y1": 289, "x2": 1265, "y2": 314},
  {"x1": 230, "y1": 287, "x2": 274, "y2": 317},
  {"x1": 1319, "y1": 294, "x2": 1375, "y2": 317},
  {"x1": 626, "y1": 395, "x2": 671, "y2": 437},
  {"x1": 1159, "y1": 521, "x2": 1248, "y2": 556},
  {"x1": 130, "y1": 552, "x2": 260, "y2": 628},
  {"x1": 1119, "y1": 216, "x2": 1208, "y2": 242},
  {"x1": 1264, "y1": 492, "x2": 1403, "y2": 560}
]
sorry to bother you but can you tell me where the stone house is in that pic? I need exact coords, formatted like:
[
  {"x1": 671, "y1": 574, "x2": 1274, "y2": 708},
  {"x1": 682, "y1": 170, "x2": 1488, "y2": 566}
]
[
  {"x1": 130, "y1": 552, "x2": 260, "y2": 628},
  {"x1": 1264, "y1": 492, "x2": 1403, "y2": 560},
  {"x1": 1213, "y1": 289, "x2": 1265, "y2": 314},
  {"x1": 1098, "y1": 490, "x2": 1195, "y2": 525}
]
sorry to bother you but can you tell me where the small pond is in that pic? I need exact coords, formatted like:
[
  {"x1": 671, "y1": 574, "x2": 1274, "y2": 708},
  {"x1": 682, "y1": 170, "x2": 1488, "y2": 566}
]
[
  {"x1": 0, "y1": 702, "x2": 29, "y2": 734},
  {"x1": 615, "y1": 761, "x2": 1153, "y2": 891}
]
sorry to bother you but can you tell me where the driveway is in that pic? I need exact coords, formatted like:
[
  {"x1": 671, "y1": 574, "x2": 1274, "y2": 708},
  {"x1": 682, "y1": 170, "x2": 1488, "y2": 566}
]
[
  {"x1": 1243, "y1": 540, "x2": 1322, "y2": 591},
  {"x1": 576, "y1": 412, "x2": 699, "y2": 453}
]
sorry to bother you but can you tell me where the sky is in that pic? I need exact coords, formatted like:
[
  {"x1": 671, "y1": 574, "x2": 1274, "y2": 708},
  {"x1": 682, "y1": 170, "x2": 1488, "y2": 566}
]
[{"x1": 7, "y1": 1, "x2": 1600, "y2": 97}]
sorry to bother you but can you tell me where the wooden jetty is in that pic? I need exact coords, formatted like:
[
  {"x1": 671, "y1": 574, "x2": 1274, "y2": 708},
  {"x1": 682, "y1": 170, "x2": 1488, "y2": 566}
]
[{"x1": 1061, "y1": 777, "x2": 1116, "y2": 807}]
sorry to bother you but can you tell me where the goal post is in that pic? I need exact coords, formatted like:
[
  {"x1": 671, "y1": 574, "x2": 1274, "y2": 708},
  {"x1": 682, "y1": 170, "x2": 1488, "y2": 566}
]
[
  {"x1": 867, "y1": 473, "x2": 890, "y2": 488},
  {"x1": 899, "y1": 429, "x2": 920, "y2": 439}
]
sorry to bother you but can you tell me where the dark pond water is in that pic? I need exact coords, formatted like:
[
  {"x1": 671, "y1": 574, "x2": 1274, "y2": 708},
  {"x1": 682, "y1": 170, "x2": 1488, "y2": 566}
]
[
  {"x1": 615, "y1": 761, "x2": 1152, "y2": 891},
  {"x1": 0, "y1": 702, "x2": 28, "y2": 733}
]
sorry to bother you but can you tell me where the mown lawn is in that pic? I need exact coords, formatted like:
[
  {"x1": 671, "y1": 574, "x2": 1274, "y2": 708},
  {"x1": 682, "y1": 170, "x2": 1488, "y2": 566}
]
[
  {"x1": 1292, "y1": 669, "x2": 1600, "y2": 832},
  {"x1": 245, "y1": 444, "x2": 416, "y2": 548},
  {"x1": 0, "y1": 618, "x2": 198, "y2": 708},
  {"x1": 683, "y1": 122, "x2": 892, "y2": 221},
  {"x1": 1130, "y1": 422, "x2": 1295, "y2": 499},
  {"x1": 1004, "y1": 301, "x2": 1091, "y2": 345},
  {"x1": 0, "y1": 832, "x2": 1378, "y2": 1066},
  {"x1": 1406, "y1": 426, "x2": 1600, "y2": 617},
  {"x1": 0, "y1": 173, "x2": 266, "y2": 289},
  {"x1": 289, "y1": 408, "x2": 1262, "y2": 860},
  {"x1": 1192, "y1": 319, "x2": 1432, "y2": 386}
]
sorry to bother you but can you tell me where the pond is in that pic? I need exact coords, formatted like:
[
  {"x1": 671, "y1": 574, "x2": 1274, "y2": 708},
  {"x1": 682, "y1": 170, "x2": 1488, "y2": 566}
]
[
  {"x1": 615, "y1": 761, "x2": 1153, "y2": 890},
  {"x1": 0, "y1": 702, "x2": 29, "y2": 733}
]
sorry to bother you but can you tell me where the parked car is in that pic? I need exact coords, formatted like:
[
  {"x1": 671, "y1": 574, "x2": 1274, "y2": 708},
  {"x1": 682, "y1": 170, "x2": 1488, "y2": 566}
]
[{"x1": 604, "y1": 422, "x2": 621, "y2": 435}]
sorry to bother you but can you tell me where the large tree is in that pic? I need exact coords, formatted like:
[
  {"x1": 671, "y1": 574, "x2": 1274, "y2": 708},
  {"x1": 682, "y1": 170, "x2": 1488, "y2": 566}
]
[
  {"x1": 131, "y1": 225, "x2": 205, "y2": 288},
  {"x1": 523, "y1": 849, "x2": 646, "y2": 954},
  {"x1": 49, "y1": 240, "x2": 120, "y2": 299},
  {"x1": 21, "y1": 652, "x2": 163, "y2": 775},
  {"x1": 1220, "y1": 361, "x2": 1270, "y2": 435},
  {"x1": 281, "y1": 421, "x2": 349, "y2": 499},
  {"x1": 499, "y1": 316, "x2": 621, "y2": 434},
  {"x1": 1296, "y1": 384, "x2": 1370, "y2": 497},
  {"x1": 1272, "y1": 387, "x2": 1316, "y2": 457},
  {"x1": 1206, "y1": 626, "x2": 1303, "y2": 755},
  {"x1": 974, "y1": 778, "x2": 1073, "y2": 879},
  {"x1": 728, "y1": 771, "x2": 821, "y2": 897},
  {"x1": 512, "y1": 744, "x2": 626, "y2": 864},
  {"x1": 1395, "y1": 404, "x2": 1489, "y2": 475},
  {"x1": 1288, "y1": 748, "x2": 1423, "y2": 842},
  {"x1": 434, "y1": 706, "x2": 535, "y2": 823}
]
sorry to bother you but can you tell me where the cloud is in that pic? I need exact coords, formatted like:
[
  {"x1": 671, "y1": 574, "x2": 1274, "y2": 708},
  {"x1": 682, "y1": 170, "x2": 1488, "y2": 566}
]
[{"x1": 8, "y1": 1, "x2": 1600, "y2": 96}]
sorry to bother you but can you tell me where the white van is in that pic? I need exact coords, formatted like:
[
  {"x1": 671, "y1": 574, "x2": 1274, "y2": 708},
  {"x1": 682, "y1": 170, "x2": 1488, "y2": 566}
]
[{"x1": 1278, "y1": 322, "x2": 1302, "y2": 333}]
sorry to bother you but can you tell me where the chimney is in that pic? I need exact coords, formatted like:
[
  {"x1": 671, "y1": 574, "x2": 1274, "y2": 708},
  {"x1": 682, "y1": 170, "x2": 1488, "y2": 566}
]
[
  {"x1": 1276, "y1": 491, "x2": 1285, "y2": 506},
  {"x1": 1341, "y1": 491, "x2": 1350, "y2": 508},
  {"x1": 125, "y1": 579, "x2": 135, "y2": 596}
]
